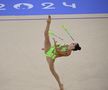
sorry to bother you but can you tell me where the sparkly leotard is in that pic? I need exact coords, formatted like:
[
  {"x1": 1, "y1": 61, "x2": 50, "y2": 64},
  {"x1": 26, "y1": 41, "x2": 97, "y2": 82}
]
[{"x1": 45, "y1": 45, "x2": 68, "y2": 60}]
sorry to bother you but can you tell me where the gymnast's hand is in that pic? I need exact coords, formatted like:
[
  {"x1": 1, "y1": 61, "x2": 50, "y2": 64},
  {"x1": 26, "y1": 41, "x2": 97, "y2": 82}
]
[
  {"x1": 53, "y1": 38, "x2": 57, "y2": 44},
  {"x1": 47, "y1": 15, "x2": 51, "y2": 24}
]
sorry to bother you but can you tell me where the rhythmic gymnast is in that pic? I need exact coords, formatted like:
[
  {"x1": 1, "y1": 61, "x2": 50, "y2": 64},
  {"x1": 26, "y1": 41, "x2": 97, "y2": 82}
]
[{"x1": 43, "y1": 15, "x2": 81, "y2": 90}]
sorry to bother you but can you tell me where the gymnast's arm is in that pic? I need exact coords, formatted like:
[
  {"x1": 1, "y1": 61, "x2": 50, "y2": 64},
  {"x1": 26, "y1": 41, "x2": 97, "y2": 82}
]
[{"x1": 53, "y1": 38, "x2": 71, "y2": 56}]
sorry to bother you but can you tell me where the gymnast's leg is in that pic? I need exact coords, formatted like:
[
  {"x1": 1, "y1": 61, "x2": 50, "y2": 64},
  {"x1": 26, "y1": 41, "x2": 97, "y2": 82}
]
[
  {"x1": 44, "y1": 15, "x2": 51, "y2": 52},
  {"x1": 44, "y1": 16, "x2": 64, "y2": 90},
  {"x1": 46, "y1": 57, "x2": 64, "y2": 90}
]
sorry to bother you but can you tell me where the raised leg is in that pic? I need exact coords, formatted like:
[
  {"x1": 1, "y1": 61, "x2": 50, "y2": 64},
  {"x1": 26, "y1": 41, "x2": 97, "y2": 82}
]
[{"x1": 44, "y1": 16, "x2": 51, "y2": 52}]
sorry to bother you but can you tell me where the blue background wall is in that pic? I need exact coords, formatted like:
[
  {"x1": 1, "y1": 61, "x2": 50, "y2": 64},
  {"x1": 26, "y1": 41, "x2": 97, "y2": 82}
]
[{"x1": 0, "y1": 0, "x2": 108, "y2": 16}]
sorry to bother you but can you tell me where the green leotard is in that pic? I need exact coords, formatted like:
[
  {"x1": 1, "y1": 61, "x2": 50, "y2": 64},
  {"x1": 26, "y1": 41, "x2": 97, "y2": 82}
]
[{"x1": 45, "y1": 45, "x2": 68, "y2": 60}]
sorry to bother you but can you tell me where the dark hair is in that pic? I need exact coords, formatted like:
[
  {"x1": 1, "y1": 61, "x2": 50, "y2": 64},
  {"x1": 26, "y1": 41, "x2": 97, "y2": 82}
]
[{"x1": 73, "y1": 43, "x2": 81, "y2": 51}]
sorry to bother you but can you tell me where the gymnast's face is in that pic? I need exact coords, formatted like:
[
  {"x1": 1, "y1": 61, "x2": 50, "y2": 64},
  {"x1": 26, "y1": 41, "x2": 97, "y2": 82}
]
[{"x1": 68, "y1": 43, "x2": 77, "y2": 50}]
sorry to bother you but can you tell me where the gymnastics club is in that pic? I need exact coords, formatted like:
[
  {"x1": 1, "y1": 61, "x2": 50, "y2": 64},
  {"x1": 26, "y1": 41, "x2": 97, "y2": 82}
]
[
  {"x1": 49, "y1": 30, "x2": 64, "y2": 41},
  {"x1": 62, "y1": 25, "x2": 75, "y2": 41}
]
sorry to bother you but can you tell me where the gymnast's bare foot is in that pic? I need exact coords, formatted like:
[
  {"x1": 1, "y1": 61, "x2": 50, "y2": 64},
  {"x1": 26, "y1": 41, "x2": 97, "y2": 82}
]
[{"x1": 60, "y1": 84, "x2": 64, "y2": 90}]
